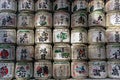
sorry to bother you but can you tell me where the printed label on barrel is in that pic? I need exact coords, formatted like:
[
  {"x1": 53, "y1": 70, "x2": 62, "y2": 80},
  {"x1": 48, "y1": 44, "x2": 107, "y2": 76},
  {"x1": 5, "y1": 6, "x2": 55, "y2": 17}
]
[
  {"x1": 53, "y1": 0, "x2": 70, "y2": 11},
  {"x1": 0, "y1": 0, "x2": 16, "y2": 12},
  {"x1": 53, "y1": 44, "x2": 70, "y2": 60},
  {"x1": 107, "y1": 12, "x2": 120, "y2": 26},
  {"x1": 106, "y1": 28, "x2": 120, "y2": 42},
  {"x1": 71, "y1": 61, "x2": 88, "y2": 78},
  {"x1": 35, "y1": 12, "x2": 52, "y2": 27},
  {"x1": 15, "y1": 62, "x2": 33, "y2": 78},
  {"x1": 35, "y1": 0, "x2": 52, "y2": 11},
  {"x1": 35, "y1": 44, "x2": 52, "y2": 60},
  {"x1": 18, "y1": 0, "x2": 34, "y2": 12},
  {"x1": 16, "y1": 46, "x2": 34, "y2": 61},
  {"x1": 0, "y1": 62, "x2": 14, "y2": 79},
  {"x1": 89, "y1": 11, "x2": 105, "y2": 27},
  {"x1": 0, "y1": 12, "x2": 16, "y2": 28},
  {"x1": 105, "y1": 0, "x2": 120, "y2": 12},
  {"x1": 108, "y1": 61, "x2": 120, "y2": 78},
  {"x1": 71, "y1": 12, "x2": 87, "y2": 28},
  {"x1": 88, "y1": 44, "x2": 106, "y2": 59},
  {"x1": 71, "y1": 29, "x2": 87, "y2": 43},
  {"x1": 18, "y1": 13, "x2": 34, "y2": 29},
  {"x1": 71, "y1": 44, "x2": 87, "y2": 60},
  {"x1": 53, "y1": 29, "x2": 70, "y2": 43},
  {"x1": 0, "y1": 44, "x2": 15, "y2": 60},
  {"x1": 72, "y1": 0, "x2": 88, "y2": 12},
  {"x1": 89, "y1": 0, "x2": 104, "y2": 12},
  {"x1": 35, "y1": 29, "x2": 52, "y2": 43},
  {"x1": 54, "y1": 11, "x2": 70, "y2": 27},
  {"x1": 53, "y1": 61, "x2": 70, "y2": 79},
  {"x1": 34, "y1": 61, "x2": 52, "y2": 79},
  {"x1": 88, "y1": 28, "x2": 106, "y2": 43},
  {"x1": 17, "y1": 30, "x2": 34, "y2": 45},
  {"x1": 0, "y1": 29, "x2": 16, "y2": 44},
  {"x1": 107, "y1": 44, "x2": 120, "y2": 59},
  {"x1": 89, "y1": 61, "x2": 107, "y2": 78}
]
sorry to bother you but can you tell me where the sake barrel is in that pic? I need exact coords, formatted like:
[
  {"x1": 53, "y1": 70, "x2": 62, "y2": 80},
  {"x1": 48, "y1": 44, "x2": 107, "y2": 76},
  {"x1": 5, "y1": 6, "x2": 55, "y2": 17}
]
[
  {"x1": 53, "y1": 0, "x2": 70, "y2": 12},
  {"x1": 71, "y1": 28, "x2": 88, "y2": 44},
  {"x1": 35, "y1": 28, "x2": 52, "y2": 44},
  {"x1": 17, "y1": 13, "x2": 34, "y2": 29},
  {"x1": 35, "y1": 0, "x2": 52, "y2": 12},
  {"x1": 18, "y1": 0, "x2": 34, "y2": 12},
  {"x1": 89, "y1": 60, "x2": 107, "y2": 78},
  {"x1": 16, "y1": 46, "x2": 34, "y2": 61},
  {"x1": 35, "y1": 44, "x2": 52, "y2": 60},
  {"x1": 88, "y1": 0, "x2": 104, "y2": 12},
  {"x1": 34, "y1": 60, "x2": 52, "y2": 79},
  {"x1": 53, "y1": 28, "x2": 70, "y2": 43},
  {"x1": 17, "y1": 29, "x2": 34, "y2": 45},
  {"x1": 71, "y1": 60, "x2": 88, "y2": 78},
  {"x1": 53, "y1": 61, "x2": 70, "y2": 79},
  {"x1": 0, "y1": 0, "x2": 17, "y2": 12},
  {"x1": 53, "y1": 43, "x2": 70, "y2": 61},
  {"x1": 72, "y1": 0, "x2": 88, "y2": 12},
  {"x1": 0, "y1": 12, "x2": 16, "y2": 28},
  {"x1": 71, "y1": 44, "x2": 88, "y2": 60},
  {"x1": 88, "y1": 27, "x2": 106, "y2": 44},
  {"x1": 35, "y1": 11, "x2": 52, "y2": 28},
  {"x1": 0, "y1": 29, "x2": 16, "y2": 44}
]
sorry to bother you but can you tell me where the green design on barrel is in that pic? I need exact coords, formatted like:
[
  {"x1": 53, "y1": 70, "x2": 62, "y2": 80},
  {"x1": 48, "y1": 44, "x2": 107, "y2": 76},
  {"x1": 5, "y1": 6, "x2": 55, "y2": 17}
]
[{"x1": 57, "y1": 32, "x2": 67, "y2": 41}]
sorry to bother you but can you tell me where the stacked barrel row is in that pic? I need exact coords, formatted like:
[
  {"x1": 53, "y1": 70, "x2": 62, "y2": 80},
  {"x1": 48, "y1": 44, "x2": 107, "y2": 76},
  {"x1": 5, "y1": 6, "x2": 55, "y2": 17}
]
[
  {"x1": 105, "y1": 0, "x2": 120, "y2": 79},
  {"x1": 70, "y1": 0, "x2": 88, "y2": 79},
  {"x1": 34, "y1": 0, "x2": 53, "y2": 79},
  {"x1": 52, "y1": 0, "x2": 71, "y2": 79},
  {"x1": 0, "y1": 0, "x2": 16, "y2": 80}
]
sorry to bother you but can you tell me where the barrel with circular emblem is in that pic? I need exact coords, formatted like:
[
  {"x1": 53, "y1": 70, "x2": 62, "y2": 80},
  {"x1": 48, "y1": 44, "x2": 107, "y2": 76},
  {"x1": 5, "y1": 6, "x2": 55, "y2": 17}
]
[
  {"x1": 88, "y1": 44, "x2": 106, "y2": 60},
  {"x1": 88, "y1": 0, "x2": 104, "y2": 12},
  {"x1": 0, "y1": 44, "x2": 15, "y2": 61},
  {"x1": 72, "y1": 0, "x2": 88, "y2": 12},
  {"x1": 54, "y1": 11, "x2": 70, "y2": 28},
  {"x1": 89, "y1": 61, "x2": 107, "y2": 78},
  {"x1": 106, "y1": 12, "x2": 120, "y2": 27},
  {"x1": 35, "y1": 28, "x2": 52, "y2": 44},
  {"x1": 71, "y1": 28, "x2": 88, "y2": 44},
  {"x1": 106, "y1": 28, "x2": 120, "y2": 43},
  {"x1": 88, "y1": 27, "x2": 106, "y2": 44},
  {"x1": 108, "y1": 61, "x2": 120, "y2": 78},
  {"x1": 0, "y1": 12, "x2": 16, "y2": 28},
  {"x1": 71, "y1": 61, "x2": 88, "y2": 78},
  {"x1": 0, "y1": 61, "x2": 14, "y2": 80},
  {"x1": 71, "y1": 44, "x2": 88, "y2": 60},
  {"x1": 53, "y1": 29, "x2": 70, "y2": 43},
  {"x1": 35, "y1": 11, "x2": 52, "y2": 28},
  {"x1": 16, "y1": 46, "x2": 34, "y2": 61},
  {"x1": 15, "y1": 62, "x2": 33, "y2": 80},
  {"x1": 34, "y1": 60, "x2": 52, "y2": 79},
  {"x1": 53, "y1": 0, "x2": 70, "y2": 12},
  {"x1": 53, "y1": 61, "x2": 70, "y2": 79},
  {"x1": 0, "y1": 0, "x2": 17, "y2": 12},
  {"x1": 17, "y1": 29, "x2": 34, "y2": 45},
  {"x1": 18, "y1": 0, "x2": 34, "y2": 12},
  {"x1": 35, "y1": 44, "x2": 52, "y2": 60},
  {"x1": 107, "y1": 43, "x2": 120, "y2": 60},
  {"x1": 0, "y1": 29, "x2": 16, "y2": 44},
  {"x1": 17, "y1": 13, "x2": 34, "y2": 29},
  {"x1": 35, "y1": 0, "x2": 52, "y2": 12},
  {"x1": 53, "y1": 43, "x2": 70, "y2": 61},
  {"x1": 89, "y1": 11, "x2": 105, "y2": 27},
  {"x1": 105, "y1": 0, "x2": 120, "y2": 12},
  {"x1": 71, "y1": 11, "x2": 87, "y2": 28}
]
